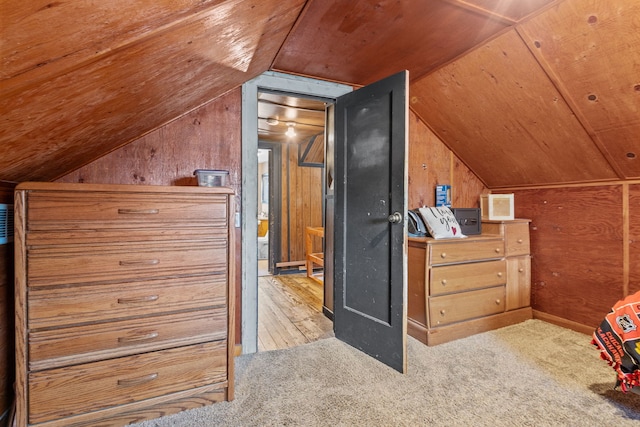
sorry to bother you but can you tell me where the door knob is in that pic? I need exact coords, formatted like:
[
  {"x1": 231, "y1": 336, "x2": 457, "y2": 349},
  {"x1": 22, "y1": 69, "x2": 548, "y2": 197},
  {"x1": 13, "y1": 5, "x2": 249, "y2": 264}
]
[{"x1": 388, "y1": 212, "x2": 402, "y2": 223}]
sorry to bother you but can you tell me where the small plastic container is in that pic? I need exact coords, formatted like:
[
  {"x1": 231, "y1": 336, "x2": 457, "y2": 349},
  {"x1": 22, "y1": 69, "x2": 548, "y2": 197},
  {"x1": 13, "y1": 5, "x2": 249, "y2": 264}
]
[{"x1": 194, "y1": 169, "x2": 229, "y2": 187}]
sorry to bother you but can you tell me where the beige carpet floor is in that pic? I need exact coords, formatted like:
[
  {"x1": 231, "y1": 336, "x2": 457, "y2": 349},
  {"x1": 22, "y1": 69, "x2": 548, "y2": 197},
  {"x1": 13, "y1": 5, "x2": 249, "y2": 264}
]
[{"x1": 133, "y1": 319, "x2": 640, "y2": 426}]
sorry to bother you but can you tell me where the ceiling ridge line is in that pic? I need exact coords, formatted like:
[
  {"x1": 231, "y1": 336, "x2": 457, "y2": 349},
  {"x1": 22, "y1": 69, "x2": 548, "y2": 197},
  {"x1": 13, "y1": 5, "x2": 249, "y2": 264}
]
[
  {"x1": 439, "y1": 0, "x2": 517, "y2": 26},
  {"x1": 268, "y1": 0, "x2": 310, "y2": 71}
]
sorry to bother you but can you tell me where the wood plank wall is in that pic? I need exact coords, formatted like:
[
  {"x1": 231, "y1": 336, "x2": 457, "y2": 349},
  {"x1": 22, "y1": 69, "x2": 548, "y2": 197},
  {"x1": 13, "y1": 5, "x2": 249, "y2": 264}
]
[
  {"x1": 0, "y1": 181, "x2": 16, "y2": 421},
  {"x1": 408, "y1": 110, "x2": 487, "y2": 209},
  {"x1": 278, "y1": 144, "x2": 323, "y2": 265},
  {"x1": 506, "y1": 183, "x2": 640, "y2": 332}
]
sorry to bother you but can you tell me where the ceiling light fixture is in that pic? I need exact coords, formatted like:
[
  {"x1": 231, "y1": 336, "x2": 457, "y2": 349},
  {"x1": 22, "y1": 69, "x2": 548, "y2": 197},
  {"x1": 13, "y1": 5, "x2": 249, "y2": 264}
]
[{"x1": 285, "y1": 122, "x2": 296, "y2": 138}]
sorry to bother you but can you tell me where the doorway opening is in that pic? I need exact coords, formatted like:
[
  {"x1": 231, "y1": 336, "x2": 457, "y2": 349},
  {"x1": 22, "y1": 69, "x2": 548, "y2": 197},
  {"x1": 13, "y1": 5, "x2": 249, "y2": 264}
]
[
  {"x1": 243, "y1": 70, "x2": 409, "y2": 372},
  {"x1": 256, "y1": 91, "x2": 327, "y2": 275},
  {"x1": 241, "y1": 72, "x2": 353, "y2": 354},
  {"x1": 257, "y1": 148, "x2": 270, "y2": 277},
  {"x1": 255, "y1": 91, "x2": 331, "y2": 351}
]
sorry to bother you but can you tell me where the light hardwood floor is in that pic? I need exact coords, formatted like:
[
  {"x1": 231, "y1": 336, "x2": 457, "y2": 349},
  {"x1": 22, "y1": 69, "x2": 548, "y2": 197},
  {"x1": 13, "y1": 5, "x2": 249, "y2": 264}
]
[{"x1": 258, "y1": 273, "x2": 334, "y2": 352}]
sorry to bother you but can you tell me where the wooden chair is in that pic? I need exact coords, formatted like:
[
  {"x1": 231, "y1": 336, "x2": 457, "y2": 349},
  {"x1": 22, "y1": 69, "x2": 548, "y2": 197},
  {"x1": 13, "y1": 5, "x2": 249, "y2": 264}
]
[{"x1": 305, "y1": 226, "x2": 324, "y2": 284}]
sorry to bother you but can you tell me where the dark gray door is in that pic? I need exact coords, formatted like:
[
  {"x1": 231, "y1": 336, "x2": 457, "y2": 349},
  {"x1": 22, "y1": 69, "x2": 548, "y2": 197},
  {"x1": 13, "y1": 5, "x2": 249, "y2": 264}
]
[{"x1": 333, "y1": 71, "x2": 408, "y2": 373}]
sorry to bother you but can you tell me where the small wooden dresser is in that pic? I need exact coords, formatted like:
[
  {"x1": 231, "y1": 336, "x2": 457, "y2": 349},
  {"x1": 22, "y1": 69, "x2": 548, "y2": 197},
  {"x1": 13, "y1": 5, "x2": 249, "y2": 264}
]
[
  {"x1": 14, "y1": 182, "x2": 235, "y2": 427},
  {"x1": 408, "y1": 219, "x2": 532, "y2": 346},
  {"x1": 482, "y1": 219, "x2": 532, "y2": 312}
]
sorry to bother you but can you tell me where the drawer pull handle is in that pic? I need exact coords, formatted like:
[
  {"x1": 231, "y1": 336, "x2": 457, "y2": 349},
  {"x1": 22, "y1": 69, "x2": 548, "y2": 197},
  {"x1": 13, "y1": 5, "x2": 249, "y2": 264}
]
[
  {"x1": 517, "y1": 239, "x2": 523, "y2": 243},
  {"x1": 495, "y1": 248, "x2": 501, "y2": 253},
  {"x1": 439, "y1": 309, "x2": 446, "y2": 316},
  {"x1": 441, "y1": 279, "x2": 447, "y2": 286},
  {"x1": 519, "y1": 268, "x2": 524, "y2": 273},
  {"x1": 440, "y1": 252, "x2": 447, "y2": 259},
  {"x1": 118, "y1": 332, "x2": 159, "y2": 344},
  {"x1": 119, "y1": 259, "x2": 159, "y2": 266},
  {"x1": 495, "y1": 299, "x2": 501, "y2": 305},
  {"x1": 497, "y1": 272, "x2": 503, "y2": 278},
  {"x1": 117, "y1": 373, "x2": 158, "y2": 387},
  {"x1": 117, "y1": 295, "x2": 159, "y2": 304},
  {"x1": 118, "y1": 208, "x2": 159, "y2": 215}
]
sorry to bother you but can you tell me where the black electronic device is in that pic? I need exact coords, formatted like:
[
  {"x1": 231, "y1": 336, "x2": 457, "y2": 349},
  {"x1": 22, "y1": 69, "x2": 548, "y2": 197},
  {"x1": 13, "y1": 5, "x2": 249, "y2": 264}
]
[{"x1": 452, "y1": 208, "x2": 482, "y2": 235}]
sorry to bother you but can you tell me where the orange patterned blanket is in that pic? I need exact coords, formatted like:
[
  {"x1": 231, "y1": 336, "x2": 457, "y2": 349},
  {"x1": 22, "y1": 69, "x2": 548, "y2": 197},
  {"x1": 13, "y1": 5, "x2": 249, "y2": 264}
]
[{"x1": 592, "y1": 292, "x2": 640, "y2": 392}]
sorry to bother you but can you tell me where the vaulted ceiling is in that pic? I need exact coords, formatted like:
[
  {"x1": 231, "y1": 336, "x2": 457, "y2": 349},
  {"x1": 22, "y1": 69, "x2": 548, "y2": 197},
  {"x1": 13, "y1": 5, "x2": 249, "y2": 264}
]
[{"x1": 2, "y1": 0, "x2": 639, "y2": 187}]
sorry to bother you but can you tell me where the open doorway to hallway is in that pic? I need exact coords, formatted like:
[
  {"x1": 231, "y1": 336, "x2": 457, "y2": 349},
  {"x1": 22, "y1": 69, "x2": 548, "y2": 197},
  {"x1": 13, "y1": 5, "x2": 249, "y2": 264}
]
[
  {"x1": 241, "y1": 71, "x2": 352, "y2": 355},
  {"x1": 255, "y1": 91, "x2": 332, "y2": 351}
]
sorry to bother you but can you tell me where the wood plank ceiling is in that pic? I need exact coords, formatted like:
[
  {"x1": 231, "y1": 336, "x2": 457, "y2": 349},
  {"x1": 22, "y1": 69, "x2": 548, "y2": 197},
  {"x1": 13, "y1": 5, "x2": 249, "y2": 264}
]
[
  {"x1": 0, "y1": 0, "x2": 307, "y2": 182},
  {"x1": 257, "y1": 92, "x2": 326, "y2": 163},
  {"x1": 2, "y1": 0, "x2": 639, "y2": 187}
]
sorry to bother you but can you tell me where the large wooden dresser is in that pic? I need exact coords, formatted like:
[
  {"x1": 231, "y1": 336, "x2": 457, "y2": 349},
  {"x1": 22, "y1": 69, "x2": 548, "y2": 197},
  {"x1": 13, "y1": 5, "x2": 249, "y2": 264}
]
[
  {"x1": 14, "y1": 182, "x2": 235, "y2": 427},
  {"x1": 408, "y1": 219, "x2": 532, "y2": 346}
]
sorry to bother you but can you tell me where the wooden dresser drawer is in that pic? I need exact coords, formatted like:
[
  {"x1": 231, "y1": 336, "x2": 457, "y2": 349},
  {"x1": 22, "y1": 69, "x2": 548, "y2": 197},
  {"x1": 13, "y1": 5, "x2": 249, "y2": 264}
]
[
  {"x1": 429, "y1": 238, "x2": 503, "y2": 265},
  {"x1": 28, "y1": 275, "x2": 227, "y2": 329},
  {"x1": 504, "y1": 222, "x2": 530, "y2": 256},
  {"x1": 26, "y1": 191, "x2": 229, "y2": 226},
  {"x1": 27, "y1": 240, "x2": 228, "y2": 287},
  {"x1": 429, "y1": 286, "x2": 505, "y2": 327},
  {"x1": 25, "y1": 225, "x2": 228, "y2": 246},
  {"x1": 28, "y1": 341, "x2": 228, "y2": 424},
  {"x1": 29, "y1": 309, "x2": 227, "y2": 370},
  {"x1": 430, "y1": 259, "x2": 506, "y2": 296}
]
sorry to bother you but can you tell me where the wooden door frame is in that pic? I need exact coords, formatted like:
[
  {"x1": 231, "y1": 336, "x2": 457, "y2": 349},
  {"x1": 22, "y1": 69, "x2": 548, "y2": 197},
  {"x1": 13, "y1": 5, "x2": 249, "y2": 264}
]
[{"x1": 241, "y1": 72, "x2": 352, "y2": 354}]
